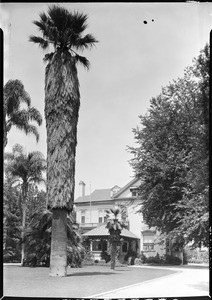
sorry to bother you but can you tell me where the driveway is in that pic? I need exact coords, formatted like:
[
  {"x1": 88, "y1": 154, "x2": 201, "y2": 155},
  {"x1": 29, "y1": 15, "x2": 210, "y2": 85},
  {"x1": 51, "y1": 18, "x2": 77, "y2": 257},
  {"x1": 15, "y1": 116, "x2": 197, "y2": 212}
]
[{"x1": 88, "y1": 264, "x2": 210, "y2": 298}]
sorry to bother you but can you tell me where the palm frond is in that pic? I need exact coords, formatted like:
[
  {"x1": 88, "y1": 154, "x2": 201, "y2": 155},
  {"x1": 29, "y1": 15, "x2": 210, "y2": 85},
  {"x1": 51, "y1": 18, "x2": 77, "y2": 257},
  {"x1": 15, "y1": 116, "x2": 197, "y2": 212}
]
[
  {"x1": 75, "y1": 54, "x2": 90, "y2": 70},
  {"x1": 29, "y1": 35, "x2": 49, "y2": 50},
  {"x1": 4, "y1": 80, "x2": 31, "y2": 115},
  {"x1": 69, "y1": 11, "x2": 88, "y2": 34},
  {"x1": 43, "y1": 52, "x2": 54, "y2": 62},
  {"x1": 74, "y1": 34, "x2": 98, "y2": 51},
  {"x1": 22, "y1": 124, "x2": 40, "y2": 142},
  {"x1": 27, "y1": 107, "x2": 43, "y2": 126},
  {"x1": 33, "y1": 20, "x2": 46, "y2": 32}
]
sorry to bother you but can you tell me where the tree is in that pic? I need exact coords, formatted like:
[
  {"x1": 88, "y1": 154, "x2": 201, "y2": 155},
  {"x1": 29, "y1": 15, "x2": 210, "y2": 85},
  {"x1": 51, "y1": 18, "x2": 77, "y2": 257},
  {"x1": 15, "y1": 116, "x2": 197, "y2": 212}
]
[
  {"x1": 3, "y1": 177, "x2": 22, "y2": 263},
  {"x1": 24, "y1": 209, "x2": 85, "y2": 268},
  {"x1": 4, "y1": 144, "x2": 46, "y2": 265},
  {"x1": 3, "y1": 79, "x2": 42, "y2": 148},
  {"x1": 29, "y1": 4, "x2": 98, "y2": 276},
  {"x1": 128, "y1": 44, "x2": 209, "y2": 249},
  {"x1": 106, "y1": 207, "x2": 127, "y2": 270}
]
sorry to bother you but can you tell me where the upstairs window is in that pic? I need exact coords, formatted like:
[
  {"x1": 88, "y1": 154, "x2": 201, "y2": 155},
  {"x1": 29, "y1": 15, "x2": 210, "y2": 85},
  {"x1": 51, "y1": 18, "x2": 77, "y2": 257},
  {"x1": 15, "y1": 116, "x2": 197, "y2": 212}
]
[
  {"x1": 81, "y1": 215, "x2": 85, "y2": 224},
  {"x1": 143, "y1": 231, "x2": 155, "y2": 252}
]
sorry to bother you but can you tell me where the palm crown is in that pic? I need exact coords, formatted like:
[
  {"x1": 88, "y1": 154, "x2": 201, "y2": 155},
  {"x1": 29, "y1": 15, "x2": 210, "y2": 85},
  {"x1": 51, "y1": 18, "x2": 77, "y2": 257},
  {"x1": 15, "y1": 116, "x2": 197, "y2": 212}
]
[
  {"x1": 29, "y1": 5, "x2": 98, "y2": 69},
  {"x1": 4, "y1": 80, "x2": 42, "y2": 147},
  {"x1": 105, "y1": 207, "x2": 127, "y2": 236}
]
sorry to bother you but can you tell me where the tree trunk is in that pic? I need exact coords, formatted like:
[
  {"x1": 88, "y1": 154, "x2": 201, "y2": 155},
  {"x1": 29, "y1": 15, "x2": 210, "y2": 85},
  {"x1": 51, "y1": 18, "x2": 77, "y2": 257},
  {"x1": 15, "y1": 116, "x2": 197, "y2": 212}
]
[
  {"x1": 50, "y1": 209, "x2": 67, "y2": 276},
  {"x1": 110, "y1": 240, "x2": 116, "y2": 270},
  {"x1": 20, "y1": 184, "x2": 27, "y2": 267},
  {"x1": 45, "y1": 52, "x2": 80, "y2": 277},
  {"x1": 20, "y1": 206, "x2": 26, "y2": 266}
]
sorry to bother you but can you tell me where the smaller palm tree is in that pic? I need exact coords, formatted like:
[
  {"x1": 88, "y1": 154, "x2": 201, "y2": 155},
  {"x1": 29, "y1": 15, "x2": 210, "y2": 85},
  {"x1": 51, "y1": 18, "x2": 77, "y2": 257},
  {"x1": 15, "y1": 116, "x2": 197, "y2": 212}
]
[
  {"x1": 105, "y1": 207, "x2": 127, "y2": 270},
  {"x1": 4, "y1": 79, "x2": 42, "y2": 148},
  {"x1": 4, "y1": 144, "x2": 46, "y2": 266},
  {"x1": 24, "y1": 209, "x2": 85, "y2": 267}
]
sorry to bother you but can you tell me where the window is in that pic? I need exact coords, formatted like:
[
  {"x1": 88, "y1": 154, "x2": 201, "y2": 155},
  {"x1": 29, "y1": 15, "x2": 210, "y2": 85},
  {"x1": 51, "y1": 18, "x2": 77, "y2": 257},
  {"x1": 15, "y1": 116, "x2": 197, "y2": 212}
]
[
  {"x1": 81, "y1": 216, "x2": 85, "y2": 224},
  {"x1": 130, "y1": 187, "x2": 139, "y2": 197},
  {"x1": 122, "y1": 242, "x2": 128, "y2": 253},
  {"x1": 99, "y1": 217, "x2": 103, "y2": 223},
  {"x1": 104, "y1": 216, "x2": 107, "y2": 223},
  {"x1": 92, "y1": 241, "x2": 102, "y2": 251},
  {"x1": 143, "y1": 243, "x2": 154, "y2": 251},
  {"x1": 143, "y1": 231, "x2": 155, "y2": 252}
]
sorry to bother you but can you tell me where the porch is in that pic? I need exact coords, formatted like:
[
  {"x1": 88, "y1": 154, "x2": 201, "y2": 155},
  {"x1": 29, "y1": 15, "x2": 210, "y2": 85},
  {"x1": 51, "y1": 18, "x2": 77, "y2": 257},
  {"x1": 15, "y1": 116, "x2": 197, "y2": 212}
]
[{"x1": 82, "y1": 224, "x2": 140, "y2": 263}]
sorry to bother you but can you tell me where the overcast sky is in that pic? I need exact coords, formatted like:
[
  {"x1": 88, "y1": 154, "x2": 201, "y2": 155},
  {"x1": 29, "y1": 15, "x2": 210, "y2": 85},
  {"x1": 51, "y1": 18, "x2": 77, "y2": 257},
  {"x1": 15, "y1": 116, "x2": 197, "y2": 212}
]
[{"x1": 1, "y1": 2, "x2": 212, "y2": 198}]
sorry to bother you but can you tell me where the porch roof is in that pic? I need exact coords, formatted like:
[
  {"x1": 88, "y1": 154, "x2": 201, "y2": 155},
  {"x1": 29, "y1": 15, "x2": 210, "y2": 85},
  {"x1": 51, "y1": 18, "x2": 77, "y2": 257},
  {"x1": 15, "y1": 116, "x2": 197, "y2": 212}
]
[{"x1": 82, "y1": 224, "x2": 140, "y2": 240}]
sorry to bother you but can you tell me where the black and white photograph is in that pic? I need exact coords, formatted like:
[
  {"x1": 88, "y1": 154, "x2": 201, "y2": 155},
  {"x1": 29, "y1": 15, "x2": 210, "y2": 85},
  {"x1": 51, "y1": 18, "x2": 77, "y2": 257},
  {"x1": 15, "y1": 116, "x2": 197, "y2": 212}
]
[{"x1": 1, "y1": 2, "x2": 211, "y2": 299}]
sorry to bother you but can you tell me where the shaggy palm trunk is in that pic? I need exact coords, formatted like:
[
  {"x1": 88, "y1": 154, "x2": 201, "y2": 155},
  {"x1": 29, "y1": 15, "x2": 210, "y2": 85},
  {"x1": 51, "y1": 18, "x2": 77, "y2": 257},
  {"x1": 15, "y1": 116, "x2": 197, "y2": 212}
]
[
  {"x1": 20, "y1": 184, "x2": 27, "y2": 266},
  {"x1": 50, "y1": 209, "x2": 67, "y2": 276},
  {"x1": 20, "y1": 206, "x2": 26, "y2": 266},
  {"x1": 110, "y1": 240, "x2": 116, "y2": 270},
  {"x1": 45, "y1": 51, "x2": 80, "y2": 277}
]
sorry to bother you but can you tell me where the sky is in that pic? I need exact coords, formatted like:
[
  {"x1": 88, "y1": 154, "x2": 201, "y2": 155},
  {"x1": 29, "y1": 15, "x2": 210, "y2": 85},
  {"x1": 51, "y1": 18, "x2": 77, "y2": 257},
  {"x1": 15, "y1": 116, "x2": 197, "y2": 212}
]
[{"x1": 1, "y1": 2, "x2": 212, "y2": 198}]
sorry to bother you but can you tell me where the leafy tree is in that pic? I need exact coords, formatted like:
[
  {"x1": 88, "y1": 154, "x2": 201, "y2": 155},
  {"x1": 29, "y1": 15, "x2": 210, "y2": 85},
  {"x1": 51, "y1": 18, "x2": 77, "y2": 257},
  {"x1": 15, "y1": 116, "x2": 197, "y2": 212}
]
[
  {"x1": 106, "y1": 207, "x2": 127, "y2": 270},
  {"x1": 4, "y1": 144, "x2": 46, "y2": 265},
  {"x1": 128, "y1": 44, "x2": 209, "y2": 249},
  {"x1": 3, "y1": 79, "x2": 42, "y2": 148},
  {"x1": 30, "y1": 4, "x2": 98, "y2": 276}
]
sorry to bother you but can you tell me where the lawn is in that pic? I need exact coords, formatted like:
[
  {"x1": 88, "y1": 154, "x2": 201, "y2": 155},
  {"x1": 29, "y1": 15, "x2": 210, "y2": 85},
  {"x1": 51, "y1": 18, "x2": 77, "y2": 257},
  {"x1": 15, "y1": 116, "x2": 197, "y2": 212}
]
[{"x1": 3, "y1": 264, "x2": 178, "y2": 298}]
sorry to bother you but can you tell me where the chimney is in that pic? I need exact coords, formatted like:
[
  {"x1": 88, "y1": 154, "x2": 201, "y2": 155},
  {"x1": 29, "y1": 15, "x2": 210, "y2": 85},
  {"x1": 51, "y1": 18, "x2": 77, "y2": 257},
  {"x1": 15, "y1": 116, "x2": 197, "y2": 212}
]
[{"x1": 79, "y1": 181, "x2": 86, "y2": 197}]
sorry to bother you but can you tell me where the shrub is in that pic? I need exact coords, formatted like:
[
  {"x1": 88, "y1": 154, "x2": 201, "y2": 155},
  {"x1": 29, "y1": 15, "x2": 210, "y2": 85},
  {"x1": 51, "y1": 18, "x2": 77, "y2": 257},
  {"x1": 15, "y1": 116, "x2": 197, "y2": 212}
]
[
  {"x1": 166, "y1": 254, "x2": 182, "y2": 265},
  {"x1": 101, "y1": 251, "x2": 111, "y2": 262}
]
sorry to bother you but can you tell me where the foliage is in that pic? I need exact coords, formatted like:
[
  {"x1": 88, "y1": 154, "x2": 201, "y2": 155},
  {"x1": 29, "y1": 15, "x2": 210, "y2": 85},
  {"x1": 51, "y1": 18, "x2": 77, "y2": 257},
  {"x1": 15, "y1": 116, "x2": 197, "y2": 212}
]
[
  {"x1": 184, "y1": 246, "x2": 209, "y2": 264},
  {"x1": 29, "y1": 4, "x2": 98, "y2": 69},
  {"x1": 101, "y1": 250, "x2": 111, "y2": 263},
  {"x1": 4, "y1": 144, "x2": 46, "y2": 265},
  {"x1": 124, "y1": 249, "x2": 138, "y2": 263},
  {"x1": 106, "y1": 207, "x2": 128, "y2": 269},
  {"x1": 3, "y1": 173, "x2": 46, "y2": 263},
  {"x1": 24, "y1": 210, "x2": 85, "y2": 267},
  {"x1": 128, "y1": 44, "x2": 209, "y2": 248},
  {"x1": 3, "y1": 79, "x2": 42, "y2": 147},
  {"x1": 3, "y1": 178, "x2": 21, "y2": 262},
  {"x1": 165, "y1": 255, "x2": 182, "y2": 265}
]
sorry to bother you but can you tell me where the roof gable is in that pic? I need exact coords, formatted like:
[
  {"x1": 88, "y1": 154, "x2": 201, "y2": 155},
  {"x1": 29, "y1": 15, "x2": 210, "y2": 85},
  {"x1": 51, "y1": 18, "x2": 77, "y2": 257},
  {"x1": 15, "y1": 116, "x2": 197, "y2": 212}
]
[{"x1": 113, "y1": 177, "x2": 141, "y2": 199}]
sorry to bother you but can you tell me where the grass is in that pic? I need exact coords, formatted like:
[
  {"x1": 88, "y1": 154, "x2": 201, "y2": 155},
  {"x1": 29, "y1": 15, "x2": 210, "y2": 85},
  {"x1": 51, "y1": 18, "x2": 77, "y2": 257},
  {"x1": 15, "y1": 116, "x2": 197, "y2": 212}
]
[{"x1": 3, "y1": 264, "x2": 178, "y2": 298}]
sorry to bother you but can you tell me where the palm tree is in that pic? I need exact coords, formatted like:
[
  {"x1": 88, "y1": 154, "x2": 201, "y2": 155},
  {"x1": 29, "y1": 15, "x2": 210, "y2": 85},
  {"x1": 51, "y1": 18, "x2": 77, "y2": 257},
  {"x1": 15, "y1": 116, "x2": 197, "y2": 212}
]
[
  {"x1": 4, "y1": 79, "x2": 42, "y2": 148},
  {"x1": 106, "y1": 207, "x2": 127, "y2": 270},
  {"x1": 29, "y1": 5, "x2": 98, "y2": 276},
  {"x1": 4, "y1": 144, "x2": 46, "y2": 266},
  {"x1": 24, "y1": 208, "x2": 85, "y2": 268}
]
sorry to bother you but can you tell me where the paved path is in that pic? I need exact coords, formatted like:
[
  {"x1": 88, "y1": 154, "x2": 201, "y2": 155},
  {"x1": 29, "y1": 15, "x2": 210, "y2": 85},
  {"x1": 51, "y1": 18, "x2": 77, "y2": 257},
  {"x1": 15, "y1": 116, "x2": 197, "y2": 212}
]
[{"x1": 88, "y1": 265, "x2": 210, "y2": 298}]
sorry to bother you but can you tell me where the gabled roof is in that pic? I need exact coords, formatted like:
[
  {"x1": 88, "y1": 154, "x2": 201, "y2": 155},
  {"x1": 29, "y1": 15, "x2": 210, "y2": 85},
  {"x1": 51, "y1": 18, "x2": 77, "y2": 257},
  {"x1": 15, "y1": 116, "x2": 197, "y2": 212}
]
[
  {"x1": 112, "y1": 177, "x2": 140, "y2": 198},
  {"x1": 82, "y1": 224, "x2": 140, "y2": 239},
  {"x1": 75, "y1": 189, "x2": 112, "y2": 203}
]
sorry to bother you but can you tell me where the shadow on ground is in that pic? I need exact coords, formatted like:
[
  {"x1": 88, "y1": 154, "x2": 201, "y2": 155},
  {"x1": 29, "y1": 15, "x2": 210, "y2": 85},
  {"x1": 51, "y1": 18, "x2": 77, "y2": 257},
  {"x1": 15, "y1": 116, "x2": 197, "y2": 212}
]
[{"x1": 67, "y1": 271, "x2": 116, "y2": 276}]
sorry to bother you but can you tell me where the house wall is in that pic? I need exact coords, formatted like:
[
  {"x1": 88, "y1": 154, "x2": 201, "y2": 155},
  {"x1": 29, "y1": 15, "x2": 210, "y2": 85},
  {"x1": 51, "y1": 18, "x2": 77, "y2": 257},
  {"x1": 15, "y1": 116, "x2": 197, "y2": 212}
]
[{"x1": 75, "y1": 202, "x2": 115, "y2": 224}]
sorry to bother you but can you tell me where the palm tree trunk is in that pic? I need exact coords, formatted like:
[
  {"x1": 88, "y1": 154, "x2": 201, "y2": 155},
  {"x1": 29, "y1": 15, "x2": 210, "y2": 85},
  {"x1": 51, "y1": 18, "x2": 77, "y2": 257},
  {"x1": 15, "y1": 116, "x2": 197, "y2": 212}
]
[
  {"x1": 45, "y1": 53, "x2": 80, "y2": 276},
  {"x1": 50, "y1": 209, "x2": 67, "y2": 276},
  {"x1": 20, "y1": 206, "x2": 26, "y2": 266},
  {"x1": 20, "y1": 184, "x2": 27, "y2": 266},
  {"x1": 111, "y1": 240, "x2": 116, "y2": 270}
]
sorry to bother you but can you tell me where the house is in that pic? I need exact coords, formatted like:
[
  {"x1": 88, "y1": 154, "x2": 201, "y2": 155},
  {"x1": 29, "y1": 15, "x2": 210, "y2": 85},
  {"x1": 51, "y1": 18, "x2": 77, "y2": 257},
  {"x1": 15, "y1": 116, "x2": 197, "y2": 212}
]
[{"x1": 74, "y1": 177, "x2": 166, "y2": 262}]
